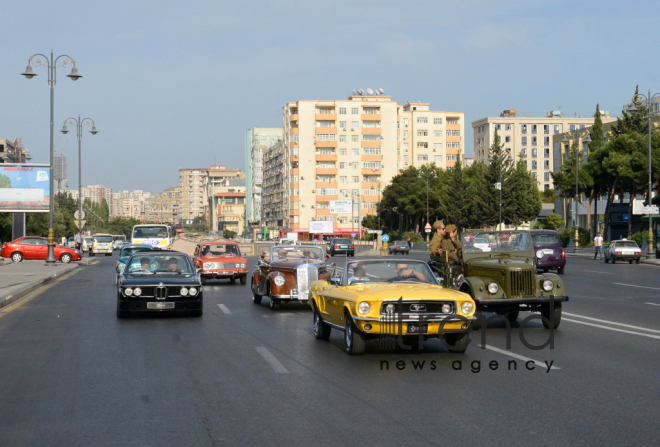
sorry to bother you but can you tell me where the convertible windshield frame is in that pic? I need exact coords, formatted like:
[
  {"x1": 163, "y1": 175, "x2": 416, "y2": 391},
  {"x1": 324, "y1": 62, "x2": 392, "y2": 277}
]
[
  {"x1": 269, "y1": 244, "x2": 325, "y2": 262},
  {"x1": 341, "y1": 259, "x2": 436, "y2": 286}
]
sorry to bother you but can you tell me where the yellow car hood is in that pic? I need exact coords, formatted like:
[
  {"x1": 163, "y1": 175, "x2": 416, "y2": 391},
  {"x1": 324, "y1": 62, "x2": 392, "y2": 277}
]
[{"x1": 346, "y1": 283, "x2": 470, "y2": 301}]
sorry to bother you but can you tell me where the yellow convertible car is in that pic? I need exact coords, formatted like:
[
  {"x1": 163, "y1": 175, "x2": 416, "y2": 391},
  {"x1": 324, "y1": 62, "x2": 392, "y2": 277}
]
[{"x1": 309, "y1": 259, "x2": 477, "y2": 355}]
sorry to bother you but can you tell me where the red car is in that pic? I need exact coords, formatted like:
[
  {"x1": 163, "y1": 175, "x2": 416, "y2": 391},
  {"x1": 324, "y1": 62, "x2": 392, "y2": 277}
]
[
  {"x1": 1, "y1": 236, "x2": 82, "y2": 263},
  {"x1": 192, "y1": 242, "x2": 248, "y2": 285}
]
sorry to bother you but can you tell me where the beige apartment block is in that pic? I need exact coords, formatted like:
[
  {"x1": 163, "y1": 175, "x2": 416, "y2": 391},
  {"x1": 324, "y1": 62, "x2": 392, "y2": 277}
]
[
  {"x1": 212, "y1": 192, "x2": 246, "y2": 236},
  {"x1": 145, "y1": 187, "x2": 181, "y2": 224},
  {"x1": 246, "y1": 128, "x2": 283, "y2": 225},
  {"x1": 282, "y1": 93, "x2": 401, "y2": 240},
  {"x1": 399, "y1": 102, "x2": 465, "y2": 170},
  {"x1": 262, "y1": 140, "x2": 286, "y2": 234},
  {"x1": 111, "y1": 190, "x2": 152, "y2": 219},
  {"x1": 204, "y1": 165, "x2": 246, "y2": 233},
  {"x1": 472, "y1": 110, "x2": 616, "y2": 191},
  {"x1": 179, "y1": 168, "x2": 209, "y2": 224}
]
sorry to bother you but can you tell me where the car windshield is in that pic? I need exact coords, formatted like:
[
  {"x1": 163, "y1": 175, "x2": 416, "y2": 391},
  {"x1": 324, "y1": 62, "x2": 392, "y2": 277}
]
[
  {"x1": 270, "y1": 246, "x2": 325, "y2": 261},
  {"x1": 112, "y1": 235, "x2": 126, "y2": 241},
  {"x1": 126, "y1": 254, "x2": 193, "y2": 275},
  {"x1": 133, "y1": 226, "x2": 169, "y2": 239},
  {"x1": 94, "y1": 235, "x2": 113, "y2": 243},
  {"x1": 344, "y1": 260, "x2": 435, "y2": 285},
  {"x1": 462, "y1": 232, "x2": 532, "y2": 253},
  {"x1": 615, "y1": 241, "x2": 638, "y2": 248},
  {"x1": 85, "y1": 238, "x2": 93, "y2": 243},
  {"x1": 200, "y1": 244, "x2": 241, "y2": 256},
  {"x1": 333, "y1": 239, "x2": 351, "y2": 245},
  {"x1": 121, "y1": 246, "x2": 153, "y2": 259},
  {"x1": 532, "y1": 234, "x2": 561, "y2": 246}
]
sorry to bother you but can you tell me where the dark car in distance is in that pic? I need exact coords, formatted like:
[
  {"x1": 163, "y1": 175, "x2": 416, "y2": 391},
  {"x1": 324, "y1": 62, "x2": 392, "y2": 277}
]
[
  {"x1": 530, "y1": 230, "x2": 566, "y2": 274},
  {"x1": 116, "y1": 251, "x2": 203, "y2": 318},
  {"x1": 388, "y1": 240, "x2": 410, "y2": 255},
  {"x1": 327, "y1": 238, "x2": 355, "y2": 257}
]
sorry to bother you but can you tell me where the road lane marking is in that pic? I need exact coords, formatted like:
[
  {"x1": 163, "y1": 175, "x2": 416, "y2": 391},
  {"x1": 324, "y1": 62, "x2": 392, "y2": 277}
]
[
  {"x1": 612, "y1": 282, "x2": 660, "y2": 290},
  {"x1": 256, "y1": 347, "x2": 288, "y2": 373},
  {"x1": 584, "y1": 270, "x2": 614, "y2": 275},
  {"x1": 481, "y1": 345, "x2": 560, "y2": 370},
  {"x1": 563, "y1": 318, "x2": 660, "y2": 340},
  {"x1": 563, "y1": 312, "x2": 660, "y2": 333},
  {"x1": 217, "y1": 304, "x2": 231, "y2": 314},
  {"x1": 646, "y1": 303, "x2": 660, "y2": 307}
]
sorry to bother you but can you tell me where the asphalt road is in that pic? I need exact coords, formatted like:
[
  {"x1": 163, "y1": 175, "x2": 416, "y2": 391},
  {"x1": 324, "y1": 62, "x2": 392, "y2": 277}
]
[{"x1": 0, "y1": 252, "x2": 659, "y2": 446}]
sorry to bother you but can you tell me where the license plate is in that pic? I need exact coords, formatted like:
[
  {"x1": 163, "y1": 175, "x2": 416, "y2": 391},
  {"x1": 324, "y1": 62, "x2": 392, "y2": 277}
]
[
  {"x1": 543, "y1": 249, "x2": 554, "y2": 255},
  {"x1": 407, "y1": 323, "x2": 428, "y2": 334},
  {"x1": 147, "y1": 302, "x2": 174, "y2": 309}
]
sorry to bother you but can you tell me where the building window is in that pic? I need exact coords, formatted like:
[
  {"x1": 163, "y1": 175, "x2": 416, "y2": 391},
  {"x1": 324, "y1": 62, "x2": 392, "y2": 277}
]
[
  {"x1": 351, "y1": 121, "x2": 359, "y2": 129},
  {"x1": 446, "y1": 130, "x2": 461, "y2": 136},
  {"x1": 340, "y1": 176, "x2": 347, "y2": 183},
  {"x1": 340, "y1": 148, "x2": 347, "y2": 155},
  {"x1": 544, "y1": 148, "x2": 550, "y2": 158},
  {"x1": 434, "y1": 155, "x2": 443, "y2": 162},
  {"x1": 434, "y1": 118, "x2": 442, "y2": 125},
  {"x1": 570, "y1": 125, "x2": 575, "y2": 131},
  {"x1": 352, "y1": 148, "x2": 359, "y2": 156},
  {"x1": 544, "y1": 160, "x2": 550, "y2": 170},
  {"x1": 532, "y1": 136, "x2": 537, "y2": 146},
  {"x1": 433, "y1": 143, "x2": 442, "y2": 150},
  {"x1": 339, "y1": 121, "x2": 347, "y2": 129},
  {"x1": 417, "y1": 117, "x2": 428, "y2": 124},
  {"x1": 417, "y1": 154, "x2": 428, "y2": 162},
  {"x1": 531, "y1": 148, "x2": 537, "y2": 158},
  {"x1": 317, "y1": 134, "x2": 336, "y2": 141},
  {"x1": 352, "y1": 176, "x2": 359, "y2": 182},
  {"x1": 544, "y1": 136, "x2": 550, "y2": 145},
  {"x1": 363, "y1": 135, "x2": 381, "y2": 141},
  {"x1": 544, "y1": 172, "x2": 550, "y2": 181},
  {"x1": 554, "y1": 125, "x2": 560, "y2": 134},
  {"x1": 447, "y1": 119, "x2": 458, "y2": 124},
  {"x1": 520, "y1": 148, "x2": 527, "y2": 157},
  {"x1": 363, "y1": 147, "x2": 381, "y2": 155},
  {"x1": 403, "y1": 118, "x2": 409, "y2": 126},
  {"x1": 339, "y1": 162, "x2": 347, "y2": 169},
  {"x1": 317, "y1": 162, "x2": 335, "y2": 168},
  {"x1": 579, "y1": 125, "x2": 585, "y2": 129},
  {"x1": 403, "y1": 155, "x2": 409, "y2": 163},
  {"x1": 521, "y1": 124, "x2": 527, "y2": 134},
  {"x1": 505, "y1": 124, "x2": 511, "y2": 131},
  {"x1": 544, "y1": 125, "x2": 549, "y2": 134},
  {"x1": 339, "y1": 107, "x2": 346, "y2": 115},
  {"x1": 318, "y1": 149, "x2": 334, "y2": 155},
  {"x1": 434, "y1": 130, "x2": 442, "y2": 137},
  {"x1": 495, "y1": 124, "x2": 501, "y2": 130},
  {"x1": 522, "y1": 137, "x2": 527, "y2": 145},
  {"x1": 532, "y1": 125, "x2": 537, "y2": 134},
  {"x1": 531, "y1": 161, "x2": 537, "y2": 170},
  {"x1": 351, "y1": 162, "x2": 359, "y2": 169},
  {"x1": 351, "y1": 108, "x2": 359, "y2": 115},
  {"x1": 447, "y1": 142, "x2": 460, "y2": 149},
  {"x1": 340, "y1": 189, "x2": 348, "y2": 197},
  {"x1": 417, "y1": 142, "x2": 428, "y2": 148},
  {"x1": 317, "y1": 107, "x2": 334, "y2": 114},
  {"x1": 351, "y1": 135, "x2": 359, "y2": 142},
  {"x1": 446, "y1": 154, "x2": 457, "y2": 161},
  {"x1": 403, "y1": 143, "x2": 409, "y2": 150},
  {"x1": 417, "y1": 129, "x2": 428, "y2": 136}
]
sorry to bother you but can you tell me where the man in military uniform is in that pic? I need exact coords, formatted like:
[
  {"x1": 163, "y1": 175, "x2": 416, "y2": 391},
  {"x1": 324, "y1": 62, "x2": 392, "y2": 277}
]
[
  {"x1": 429, "y1": 220, "x2": 445, "y2": 259},
  {"x1": 440, "y1": 224, "x2": 462, "y2": 263}
]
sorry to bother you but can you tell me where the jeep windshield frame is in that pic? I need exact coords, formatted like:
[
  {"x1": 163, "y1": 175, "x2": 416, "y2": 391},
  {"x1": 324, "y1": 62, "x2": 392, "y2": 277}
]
[{"x1": 460, "y1": 230, "x2": 535, "y2": 261}]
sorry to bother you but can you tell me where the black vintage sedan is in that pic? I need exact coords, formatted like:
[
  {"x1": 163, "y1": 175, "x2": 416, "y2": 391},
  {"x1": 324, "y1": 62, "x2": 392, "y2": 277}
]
[{"x1": 116, "y1": 251, "x2": 203, "y2": 318}]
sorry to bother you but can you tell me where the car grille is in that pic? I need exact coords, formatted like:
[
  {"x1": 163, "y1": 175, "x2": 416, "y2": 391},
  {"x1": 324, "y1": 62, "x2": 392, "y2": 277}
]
[
  {"x1": 296, "y1": 264, "x2": 318, "y2": 300},
  {"x1": 379, "y1": 301, "x2": 454, "y2": 315},
  {"x1": 509, "y1": 269, "x2": 534, "y2": 298}
]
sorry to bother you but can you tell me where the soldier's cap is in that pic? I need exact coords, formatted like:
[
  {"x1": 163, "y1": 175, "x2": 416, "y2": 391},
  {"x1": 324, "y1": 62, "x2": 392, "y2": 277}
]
[
  {"x1": 445, "y1": 224, "x2": 457, "y2": 233},
  {"x1": 432, "y1": 220, "x2": 445, "y2": 230}
]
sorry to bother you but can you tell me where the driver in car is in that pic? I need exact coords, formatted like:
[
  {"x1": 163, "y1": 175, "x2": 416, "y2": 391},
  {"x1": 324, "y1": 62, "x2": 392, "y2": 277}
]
[
  {"x1": 348, "y1": 263, "x2": 370, "y2": 284},
  {"x1": 276, "y1": 248, "x2": 288, "y2": 260},
  {"x1": 393, "y1": 263, "x2": 425, "y2": 281},
  {"x1": 140, "y1": 257, "x2": 153, "y2": 273},
  {"x1": 168, "y1": 258, "x2": 183, "y2": 273}
]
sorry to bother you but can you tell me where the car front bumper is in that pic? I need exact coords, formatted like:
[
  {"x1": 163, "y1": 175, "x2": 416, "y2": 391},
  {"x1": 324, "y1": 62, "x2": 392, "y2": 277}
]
[
  {"x1": 475, "y1": 296, "x2": 569, "y2": 306},
  {"x1": 117, "y1": 297, "x2": 202, "y2": 312},
  {"x1": 202, "y1": 270, "x2": 247, "y2": 278}
]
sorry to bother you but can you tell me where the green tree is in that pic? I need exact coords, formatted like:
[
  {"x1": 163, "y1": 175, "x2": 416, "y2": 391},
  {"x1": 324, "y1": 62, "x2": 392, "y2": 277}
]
[
  {"x1": 0, "y1": 213, "x2": 12, "y2": 243},
  {"x1": 484, "y1": 129, "x2": 512, "y2": 227},
  {"x1": 190, "y1": 215, "x2": 208, "y2": 232},
  {"x1": 361, "y1": 214, "x2": 378, "y2": 230},
  {"x1": 462, "y1": 162, "x2": 492, "y2": 229},
  {"x1": 444, "y1": 158, "x2": 468, "y2": 230},
  {"x1": 503, "y1": 158, "x2": 542, "y2": 226}
]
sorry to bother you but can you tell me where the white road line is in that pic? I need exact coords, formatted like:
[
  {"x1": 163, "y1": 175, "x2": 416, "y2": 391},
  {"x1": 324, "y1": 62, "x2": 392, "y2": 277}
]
[
  {"x1": 563, "y1": 312, "x2": 660, "y2": 333},
  {"x1": 481, "y1": 345, "x2": 560, "y2": 370},
  {"x1": 217, "y1": 304, "x2": 231, "y2": 314},
  {"x1": 563, "y1": 318, "x2": 660, "y2": 340},
  {"x1": 256, "y1": 347, "x2": 289, "y2": 373},
  {"x1": 646, "y1": 303, "x2": 660, "y2": 307},
  {"x1": 612, "y1": 282, "x2": 660, "y2": 290},
  {"x1": 583, "y1": 270, "x2": 614, "y2": 275}
]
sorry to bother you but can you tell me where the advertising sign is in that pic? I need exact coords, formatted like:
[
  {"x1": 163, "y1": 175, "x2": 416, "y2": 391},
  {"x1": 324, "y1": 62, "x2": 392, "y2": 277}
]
[
  {"x1": 329, "y1": 200, "x2": 352, "y2": 214},
  {"x1": 309, "y1": 221, "x2": 334, "y2": 234},
  {"x1": 0, "y1": 164, "x2": 50, "y2": 212}
]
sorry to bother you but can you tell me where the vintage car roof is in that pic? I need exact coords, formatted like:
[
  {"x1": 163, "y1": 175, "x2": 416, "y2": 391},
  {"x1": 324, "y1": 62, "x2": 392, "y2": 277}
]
[{"x1": 200, "y1": 241, "x2": 238, "y2": 245}]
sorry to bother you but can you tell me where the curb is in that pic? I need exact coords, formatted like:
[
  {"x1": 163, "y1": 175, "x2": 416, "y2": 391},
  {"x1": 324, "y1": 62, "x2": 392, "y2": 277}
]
[{"x1": 0, "y1": 264, "x2": 80, "y2": 310}]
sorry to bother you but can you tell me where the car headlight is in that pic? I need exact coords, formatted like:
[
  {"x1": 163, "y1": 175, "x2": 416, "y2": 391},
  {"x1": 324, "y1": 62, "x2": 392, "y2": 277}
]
[
  {"x1": 189, "y1": 287, "x2": 198, "y2": 296},
  {"x1": 180, "y1": 287, "x2": 189, "y2": 296},
  {"x1": 118, "y1": 263, "x2": 125, "y2": 272},
  {"x1": 133, "y1": 287, "x2": 142, "y2": 296},
  {"x1": 203, "y1": 263, "x2": 213, "y2": 270},
  {"x1": 536, "y1": 249, "x2": 544, "y2": 259},
  {"x1": 124, "y1": 287, "x2": 133, "y2": 296},
  {"x1": 441, "y1": 303, "x2": 452, "y2": 314},
  {"x1": 461, "y1": 301, "x2": 474, "y2": 314},
  {"x1": 358, "y1": 302, "x2": 370, "y2": 315},
  {"x1": 274, "y1": 275, "x2": 285, "y2": 287},
  {"x1": 487, "y1": 282, "x2": 499, "y2": 294},
  {"x1": 240, "y1": 263, "x2": 246, "y2": 269},
  {"x1": 235, "y1": 263, "x2": 241, "y2": 268},
  {"x1": 542, "y1": 279, "x2": 553, "y2": 292}
]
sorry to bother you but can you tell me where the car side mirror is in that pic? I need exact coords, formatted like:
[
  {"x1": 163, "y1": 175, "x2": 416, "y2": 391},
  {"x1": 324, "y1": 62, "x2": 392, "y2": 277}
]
[
  {"x1": 330, "y1": 276, "x2": 341, "y2": 286},
  {"x1": 196, "y1": 268, "x2": 202, "y2": 275},
  {"x1": 435, "y1": 276, "x2": 443, "y2": 285}
]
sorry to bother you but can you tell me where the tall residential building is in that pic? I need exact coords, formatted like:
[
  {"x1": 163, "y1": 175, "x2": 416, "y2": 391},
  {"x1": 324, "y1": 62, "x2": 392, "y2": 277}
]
[
  {"x1": 82, "y1": 184, "x2": 114, "y2": 215},
  {"x1": 145, "y1": 187, "x2": 181, "y2": 224},
  {"x1": 245, "y1": 128, "x2": 284, "y2": 227},
  {"x1": 0, "y1": 138, "x2": 31, "y2": 163},
  {"x1": 179, "y1": 168, "x2": 209, "y2": 224},
  {"x1": 399, "y1": 102, "x2": 465, "y2": 170},
  {"x1": 111, "y1": 190, "x2": 152, "y2": 219},
  {"x1": 54, "y1": 150, "x2": 67, "y2": 189},
  {"x1": 204, "y1": 165, "x2": 246, "y2": 232},
  {"x1": 262, "y1": 140, "x2": 286, "y2": 233},
  {"x1": 472, "y1": 109, "x2": 616, "y2": 191}
]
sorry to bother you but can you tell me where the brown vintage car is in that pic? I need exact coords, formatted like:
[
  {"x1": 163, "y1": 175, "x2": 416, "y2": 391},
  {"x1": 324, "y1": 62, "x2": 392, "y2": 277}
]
[
  {"x1": 251, "y1": 244, "x2": 332, "y2": 310},
  {"x1": 192, "y1": 242, "x2": 248, "y2": 285}
]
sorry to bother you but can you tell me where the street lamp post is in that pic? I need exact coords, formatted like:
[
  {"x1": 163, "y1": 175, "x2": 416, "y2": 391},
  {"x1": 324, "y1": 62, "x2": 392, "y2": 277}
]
[
  {"x1": 487, "y1": 156, "x2": 503, "y2": 229},
  {"x1": 418, "y1": 168, "x2": 438, "y2": 241},
  {"x1": 634, "y1": 90, "x2": 659, "y2": 259},
  {"x1": 562, "y1": 130, "x2": 591, "y2": 252},
  {"x1": 61, "y1": 116, "x2": 98, "y2": 236},
  {"x1": 22, "y1": 50, "x2": 82, "y2": 264}
]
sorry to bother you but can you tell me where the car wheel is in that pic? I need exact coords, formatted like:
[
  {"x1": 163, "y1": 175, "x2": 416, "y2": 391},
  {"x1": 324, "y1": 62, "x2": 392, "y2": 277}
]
[
  {"x1": 269, "y1": 297, "x2": 281, "y2": 311},
  {"x1": 116, "y1": 302, "x2": 129, "y2": 318},
  {"x1": 230, "y1": 278, "x2": 236, "y2": 283},
  {"x1": 344, "y1": 313, "x2": 366, "y2": 355},
  {"x1": 629, "y1": 260, "x2": 633, "y2": 264},
  {"x1": 636, "y1": 258, "x2": 640, "y2": 264},
  {"x1": 314, "y1": 307, "x2": 331, "y2": 341},
  {"x1": 11, "y1": 252, "x2": 23, "y2": 263},
  {"x1": 604, "y1": 256, "x2": 609, "y2": 263},
  {"x1": 200, "y1": 276, "x2": 207, "y2": 285},
  {"x1": 60, "y1": 253, "x2": 72, "y2": 263},
  {"x1": 240, "y1": 276, "x2": 247, "y2": 285},
  {"x1": 252, "y1": 293, "x2": 262, "y2": 305},
  {"x1": 444, "y1": 332, "x2": 470, "y2": 353},
  {"x1": 612, "y1": 257, "x2": 616, "y2": 264},
  {"x1": 191, "y1": 301, "x2": 203, "y2": 317},
  {"x1": 471, "y1": 310, "x2": 482, "y2": 331},
  {"x1": 541, "y1": 301, "x2": 562, "y2": 329}
]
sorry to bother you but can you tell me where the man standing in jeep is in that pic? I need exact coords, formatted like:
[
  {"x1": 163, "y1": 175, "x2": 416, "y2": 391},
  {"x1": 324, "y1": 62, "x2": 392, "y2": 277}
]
[{"x1": 429, "y1": 220, "x2": 445, "y2": 259}]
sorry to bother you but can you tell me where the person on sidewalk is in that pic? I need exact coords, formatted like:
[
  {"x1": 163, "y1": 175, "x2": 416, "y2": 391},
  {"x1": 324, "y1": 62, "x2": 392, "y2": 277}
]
[
  {"x1": 594, "y1": 232, "x2": 603, "y2": 260},
  {"x1": 74, "y1": 232, "x2": 82, "y2": 251}
]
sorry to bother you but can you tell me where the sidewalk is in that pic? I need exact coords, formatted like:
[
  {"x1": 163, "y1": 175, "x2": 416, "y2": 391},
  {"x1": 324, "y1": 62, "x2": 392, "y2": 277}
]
[{"x1": 0, "y1": 260, "x2": 82, "y2": 309}]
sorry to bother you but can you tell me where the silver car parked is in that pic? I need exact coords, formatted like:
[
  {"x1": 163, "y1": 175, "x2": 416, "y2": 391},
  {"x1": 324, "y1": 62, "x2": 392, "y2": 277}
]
[{"x1": 604, "y1": 239, "x2": 642, "y2": 264}]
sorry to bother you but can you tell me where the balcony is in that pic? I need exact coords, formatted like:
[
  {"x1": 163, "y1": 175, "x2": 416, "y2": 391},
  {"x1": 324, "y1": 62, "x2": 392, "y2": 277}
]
[
  {"x1": 315, "y1": 113, "x2": 337, "y2": 121},
  {"x1": 361, "y1": 141, "x2": 381, "y2": 147},
  {"x1": 362, "y1": 168, "x2": 382, "y2": 175},
  {"x1": 315, "y1": 140, "x2": 338, "y2": 148},
  {"x1": 290, "y1": 128, "x2": 299, "y2": 134},
  {"x1": 361, "y1": 154, "x2": 382, "y2": 161},
  {"x1": 316, "y1": 154, "x2": 337, "y2": 162},
  {"x1": 290, "y1": 114, "x2": 299, "y2": 121},
  {"x1": 316, "y1": 195, "x2": 338, "y2": 202},
  {"x1": 316, "y1": 181, "x2": 338, "y2": 188},
  {"x1": 361, "y1": 114, "x2": 381, "y2": 121},
  {"x1": 361, "y1": 128, "x2": 381, "y2": 135},
  {"x1": 445, "y1": 136, "x2": 461, "y2": 143},
  {"x1": 290, "y1": 168, "x2": 299, "y2": 175},
  {"x1": 316, "y1": 127, "x2": 337, "y2": 134},
  {"x1": 361, "y1": 181, "x2": 381, "y2": 189},
  {"x1": 316, "y1": 168, "x2": 338, "y2": 175},
  {"x1": 290, "y1": 155, "x2": 299, "y2": 163}
]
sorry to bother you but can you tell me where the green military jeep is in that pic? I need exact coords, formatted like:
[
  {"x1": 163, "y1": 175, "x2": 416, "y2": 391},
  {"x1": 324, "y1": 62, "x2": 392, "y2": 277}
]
[{"x1": 428, "y1": 230, "x2": 568, "y2": 330}]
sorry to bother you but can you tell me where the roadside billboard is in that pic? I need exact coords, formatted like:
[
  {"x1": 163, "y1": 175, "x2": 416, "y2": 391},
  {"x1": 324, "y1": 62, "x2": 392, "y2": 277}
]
[
  {"x1": 329, "y1": 200, "x2": 352, "y2": 214},
  {"x1": 0, "y1": 164, "x2": 50, "y2": 212},
  {"x1": 309, "y1": 221, "x2": 334, "y2": 234}
]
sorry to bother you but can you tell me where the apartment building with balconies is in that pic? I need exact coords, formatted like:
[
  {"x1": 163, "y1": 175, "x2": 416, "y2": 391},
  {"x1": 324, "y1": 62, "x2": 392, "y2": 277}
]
[
  {"x1": 145, "y1": 187, "x2": 181, "y2": 224},
  {"x1": 179, "y1": 168, "x2": 209, "y2": 224},
  {"x1": 262, "y1": 140, "x2": 287, "y2": 235},
  {"x1": 472, "y1": 109, "x2": 616, "y2": 191},
  {"x1": 203, "y1": 165, "x2": 246, "y2": 233},
  {"x1": 399, "y1": 103, "x2": 465, "y2": 170},
  {"x1": 245, "y1": 128, "x2": 284, "y2": 227}
]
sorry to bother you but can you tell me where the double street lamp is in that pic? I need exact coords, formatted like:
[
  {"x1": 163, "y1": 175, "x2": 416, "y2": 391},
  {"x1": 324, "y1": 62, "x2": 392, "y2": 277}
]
[
  {"x1": 61, "y1": 116, "x2": 99, "y2": 234},
  {"x1": 633, "y1": 90, "x2": 659, "y2": 259},
  {"x1": 418, "y1": 168, "x2": 438, "y2": 241},
  {"x1": 562, "y1": 130, "x2": 591, "y2": 252},
  {"x1": 21, "y1": 50, "x2": 82, "y2": 265}
]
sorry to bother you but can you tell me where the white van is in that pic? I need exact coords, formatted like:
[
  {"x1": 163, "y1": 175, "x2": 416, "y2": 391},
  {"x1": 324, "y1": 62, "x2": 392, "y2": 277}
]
[{"x1": 112, "y1": 235, "x2": 127, "y2": 250}]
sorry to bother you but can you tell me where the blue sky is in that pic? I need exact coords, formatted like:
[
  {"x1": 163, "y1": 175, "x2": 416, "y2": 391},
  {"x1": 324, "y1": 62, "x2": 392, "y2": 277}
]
[{"x1": 2, "y1": 0, "x2": 659, "y2": 194}]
